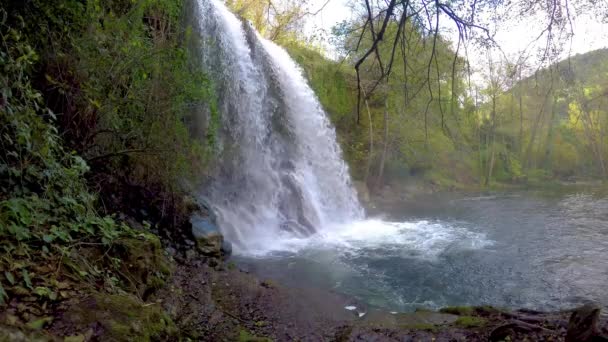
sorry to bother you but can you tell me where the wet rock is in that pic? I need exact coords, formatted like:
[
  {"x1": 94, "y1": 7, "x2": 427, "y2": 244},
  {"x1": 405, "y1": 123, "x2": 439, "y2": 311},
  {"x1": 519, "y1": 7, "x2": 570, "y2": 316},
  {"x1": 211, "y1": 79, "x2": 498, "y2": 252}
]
[
  {"x1": 165, "y1": 247, "x2": 177, "y2": 257},
  {"x1": 185, "y1": 249, "x2": 197, "y2": 261},
  {"x1": 197, "y1": 196, "x2": 218, "y2": 222},
  {"x1": 280, "y1": 219, "x2": 314, "y2": 237},
  {"x1": 566, "y1": 303, "x2": 602, "y2": 342},
  {"x1": 279, "y1": 174, "x2": 319, "y2": 236},
  {"x1": 191, "y1": 214, "x2": 223, "y2": 257},
  {"x1": 221, "y1": 239, "x2": 233, "y2": 258}
]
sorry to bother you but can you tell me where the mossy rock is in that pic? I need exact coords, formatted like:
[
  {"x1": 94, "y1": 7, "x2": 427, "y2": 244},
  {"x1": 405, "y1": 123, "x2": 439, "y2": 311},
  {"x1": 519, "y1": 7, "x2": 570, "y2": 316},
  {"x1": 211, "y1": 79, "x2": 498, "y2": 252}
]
[
  {"x1": 113, "y1": 234, "x2": 171, "y2": 299},
  {"x1": 454, "y1": 316, "x2": 486, "y2": 328},
  {"x1": 404, "y1": 323, "x2": 438, "y2": 332},
  {"x1": 439, "y1": 306, "x2": 474, "y2": 316},
  {"x1": 60, "y1": 293, "x2": 177, "y2": 341},
  {"x1": 238, "y1": 328, "x2": 272, "y2": 342},
  {"x1": 0, "y1": 325, "x2": 51, "y2": 342},
  {"x1": 440, "y1": 305, "x2": 502, "y2": 317}
]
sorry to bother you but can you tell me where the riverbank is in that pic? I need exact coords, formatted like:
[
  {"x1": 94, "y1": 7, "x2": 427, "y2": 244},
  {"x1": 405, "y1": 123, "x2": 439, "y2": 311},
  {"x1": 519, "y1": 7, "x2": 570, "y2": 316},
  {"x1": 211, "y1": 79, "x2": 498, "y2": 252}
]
[
  {"x1": 356, "y1": 176, "x2": 608, "y2": 212},
  {"x1": 3, "y1": 242, "x2": 607, "y2": 341},
  {"x1": 158, "y1": 255, "x2": 608, "y2": 341}
]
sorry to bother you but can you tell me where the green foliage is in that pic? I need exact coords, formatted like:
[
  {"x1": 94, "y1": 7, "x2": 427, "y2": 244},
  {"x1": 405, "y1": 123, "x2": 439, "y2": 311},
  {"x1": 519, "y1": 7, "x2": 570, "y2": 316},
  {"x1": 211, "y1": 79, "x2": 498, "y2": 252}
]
[
  {"x1": 0, "y1": 0, "x2": 215, "y2": 322},
  {"x1": 289, "y1": 21, "x2": 608, "y2": 189},
  {"x1": 1, "y1": 0, "x2": 209, "y2": 338},
  {"x1": 286, "y1": 25, "x2": 476, "y2": 187},
  {"x1": 0, "y1": 16, "x2": 138, "y2": 306},
  {"x1": 63, "y1": 0, "x2": 216, "y2": 186}
]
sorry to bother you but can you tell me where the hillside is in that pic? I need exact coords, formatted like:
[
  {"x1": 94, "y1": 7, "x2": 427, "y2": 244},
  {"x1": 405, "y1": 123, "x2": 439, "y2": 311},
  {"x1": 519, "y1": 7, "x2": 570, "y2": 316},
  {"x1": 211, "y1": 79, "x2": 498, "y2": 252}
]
[{"x1": 285, "y1": 43, "x2": 608, "y2": 193}]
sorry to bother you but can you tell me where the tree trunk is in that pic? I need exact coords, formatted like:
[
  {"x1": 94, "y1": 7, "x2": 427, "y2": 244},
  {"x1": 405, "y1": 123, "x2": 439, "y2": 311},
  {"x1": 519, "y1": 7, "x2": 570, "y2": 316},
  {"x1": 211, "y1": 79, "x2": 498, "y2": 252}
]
[
  {"x1": 376, "y1": 97, "x2": 389, "y2": 190},
  {"x1": 518, "y1": 68, "x2": 524, "y2": 158},
  {"x1": 524, "y1": 88, "x2": 552, "y2": 170},
  {"x1": 543, "y1": 96, "x2": 558, "y2": 170},
  {"x1": 363, "y1": 93, "x2": 374, "y2": 185},
  {"x1": 580, "y1": 104, "x2": 608, "y2": 179},
  {"x1": 485, "y1": 95, "x2": 497, "y2": 186}
]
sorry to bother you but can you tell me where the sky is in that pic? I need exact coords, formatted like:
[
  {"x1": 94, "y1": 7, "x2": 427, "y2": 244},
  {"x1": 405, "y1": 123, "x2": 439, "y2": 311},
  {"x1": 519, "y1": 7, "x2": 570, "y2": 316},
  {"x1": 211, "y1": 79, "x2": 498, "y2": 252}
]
[{"x1": 303, "y1": 0, "x2": 608, "y2": 74}]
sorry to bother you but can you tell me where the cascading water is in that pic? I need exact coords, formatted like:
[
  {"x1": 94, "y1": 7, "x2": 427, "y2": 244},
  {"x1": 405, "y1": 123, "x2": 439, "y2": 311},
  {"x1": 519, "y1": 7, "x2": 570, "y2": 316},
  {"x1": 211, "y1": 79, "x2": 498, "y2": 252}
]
[
  {"x1": 191, "y1": 0, "x2": 504, "y2": 313},
  {"x1": 193, "y1": 0, "x2": 363, "y2": 252}
]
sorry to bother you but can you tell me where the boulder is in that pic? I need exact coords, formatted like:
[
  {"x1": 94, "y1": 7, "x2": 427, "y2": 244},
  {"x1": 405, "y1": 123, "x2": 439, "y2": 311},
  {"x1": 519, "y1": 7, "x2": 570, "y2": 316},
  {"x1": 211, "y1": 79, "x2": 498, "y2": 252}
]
[
  {"x1": 191, "y1": 214, "x2": 223, "y2": 257},
  {"x1": 220, "y1": 239, "x2": 233, "y2": 258},
  {"x1": 566, "y1": 303, "x2": 602, "y2": 342}
]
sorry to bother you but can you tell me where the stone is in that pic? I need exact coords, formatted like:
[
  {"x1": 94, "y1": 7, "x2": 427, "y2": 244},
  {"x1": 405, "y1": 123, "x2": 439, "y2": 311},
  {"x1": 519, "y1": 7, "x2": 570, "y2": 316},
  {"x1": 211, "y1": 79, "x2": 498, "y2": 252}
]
[
  {"x1": 164, "y1": 247, "x2": 176, "y2": 257},
  {"x1": 221, "y1": 239, "x2": 232, "y2": 258},
  {"x1": 566, "y1": 303, "x2": 601, "y2": 342},
  {"x1": 191, "y1": 214, "x2": 223, "y2": 257}
]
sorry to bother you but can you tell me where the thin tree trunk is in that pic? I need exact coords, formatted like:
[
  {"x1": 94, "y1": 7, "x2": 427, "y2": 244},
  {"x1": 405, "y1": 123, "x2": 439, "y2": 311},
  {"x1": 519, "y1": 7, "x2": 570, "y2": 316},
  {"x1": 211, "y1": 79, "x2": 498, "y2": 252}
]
[
  {"x1": 485, "y1": 95, "x2": 497, "y2": 186},
  {"x1": 376, "y1": 97, "x2": 390, "y2": 190},
  {"x1": 475, "y1": 89, "x2": 484, "y2": 184},
  {"x1": 518, "y1": 68, "x2": 524, "y2": 158},
  {"x1": 543, "y1": 96, "x2": 558, "y2": 169},
  {"x1": 363, "y1": 92, "x2": 374, "y2": 185},
  {"x1": 524, "y1": 88, "x2": 552, "y2": 169},
  {"x1": 580, "y1": 105, "x2": 608, "y2": 178}
]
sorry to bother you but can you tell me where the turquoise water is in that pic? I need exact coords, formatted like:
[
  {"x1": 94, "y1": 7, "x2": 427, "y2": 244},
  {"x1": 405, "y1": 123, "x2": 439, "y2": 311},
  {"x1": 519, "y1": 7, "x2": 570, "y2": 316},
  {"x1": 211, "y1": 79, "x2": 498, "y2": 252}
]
[{"x1": 235, "y1": 190, "x2": 608, "y2": 312}]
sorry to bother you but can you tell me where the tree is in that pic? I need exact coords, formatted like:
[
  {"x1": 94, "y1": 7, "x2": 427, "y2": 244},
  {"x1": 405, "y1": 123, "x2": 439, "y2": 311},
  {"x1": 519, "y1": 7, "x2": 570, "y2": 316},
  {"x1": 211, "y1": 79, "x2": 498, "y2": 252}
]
[{"x1": 226, "y1": 0, "x2": 330, "y2": 41}]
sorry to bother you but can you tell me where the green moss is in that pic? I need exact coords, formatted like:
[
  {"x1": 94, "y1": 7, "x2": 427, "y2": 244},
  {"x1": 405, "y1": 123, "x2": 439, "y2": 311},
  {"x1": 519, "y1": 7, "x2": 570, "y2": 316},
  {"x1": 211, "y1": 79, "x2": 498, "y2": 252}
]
[
  {"x1": 66, "y1": 293, "x2": 178, "y2": 341},
  {"x1": 238, "y1": 329, "x2": 272, "y2": 342},
  {"x1": 255, "y1": 320, "x2": 268, "y2": 327},
  {"x1": 454, "y1": 316, "x2": 486, "y2": 328},
  {"x1": 439, "y1": 306, "x2": 474, "y2": 316},
  {"x1": 113, "y1": 235, "x2": 172, "y2": 298},
  {"x1": 403, "y1": 323, "x2": 438, "y2": 332}
]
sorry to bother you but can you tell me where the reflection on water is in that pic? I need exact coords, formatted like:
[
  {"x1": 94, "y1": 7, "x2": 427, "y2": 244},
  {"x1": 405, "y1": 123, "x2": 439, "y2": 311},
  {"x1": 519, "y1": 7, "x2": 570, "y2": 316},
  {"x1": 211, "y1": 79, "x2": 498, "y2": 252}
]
[{"x1": 235, "y1": 190, "x2": 608, "y2": 313}]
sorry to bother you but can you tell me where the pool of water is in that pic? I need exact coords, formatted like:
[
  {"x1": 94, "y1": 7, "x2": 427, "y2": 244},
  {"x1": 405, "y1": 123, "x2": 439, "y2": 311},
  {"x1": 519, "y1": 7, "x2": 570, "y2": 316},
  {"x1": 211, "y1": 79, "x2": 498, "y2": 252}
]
[{"x1": 234, "y1": 190, "x2": 608, "y2": 313}]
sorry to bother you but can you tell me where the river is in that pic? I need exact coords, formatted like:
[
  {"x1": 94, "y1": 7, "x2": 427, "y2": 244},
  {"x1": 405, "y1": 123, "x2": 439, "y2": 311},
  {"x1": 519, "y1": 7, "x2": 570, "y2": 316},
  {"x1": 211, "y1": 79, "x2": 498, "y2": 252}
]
[{"x1": 234, "y1": 189, "x2": 608, "y2": 313}]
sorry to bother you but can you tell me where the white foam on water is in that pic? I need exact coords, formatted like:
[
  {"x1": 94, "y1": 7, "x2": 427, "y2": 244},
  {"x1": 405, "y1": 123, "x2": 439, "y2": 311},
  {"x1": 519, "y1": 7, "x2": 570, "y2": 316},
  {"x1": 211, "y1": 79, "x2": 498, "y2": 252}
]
[{"x1": 239, "y1": 219, "x2": 493, "y2": 259}]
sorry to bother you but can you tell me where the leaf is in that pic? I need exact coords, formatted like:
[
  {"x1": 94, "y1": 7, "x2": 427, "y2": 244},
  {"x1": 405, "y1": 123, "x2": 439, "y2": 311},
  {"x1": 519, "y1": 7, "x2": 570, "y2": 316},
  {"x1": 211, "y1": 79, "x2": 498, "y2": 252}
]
[
  {"x1": 22, "y1": 269, "x2": 32, "y2": 289},
  {"x1": 34, "y1": 286, "x2": 57, "y2": 300},
  {"x1": 0, "y1": 282, "x2": 7, "y2": 305},
  {"x1": 4, "y1": 271, "x2": 15, "y2": 285},
  {"x1": 26, "y1": 316, "x2": 53, "y2": 330}
]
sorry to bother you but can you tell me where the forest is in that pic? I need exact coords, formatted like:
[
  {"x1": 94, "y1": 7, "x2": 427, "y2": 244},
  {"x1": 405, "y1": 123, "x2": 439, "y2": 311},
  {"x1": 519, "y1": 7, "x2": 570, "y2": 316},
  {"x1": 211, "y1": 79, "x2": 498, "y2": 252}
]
[
  {"x1": 1, "y1": 0, "x2": 607, "y2": 340},
  {"x1": 228, "y1": 0, "x2": 608, "y2": 193}
]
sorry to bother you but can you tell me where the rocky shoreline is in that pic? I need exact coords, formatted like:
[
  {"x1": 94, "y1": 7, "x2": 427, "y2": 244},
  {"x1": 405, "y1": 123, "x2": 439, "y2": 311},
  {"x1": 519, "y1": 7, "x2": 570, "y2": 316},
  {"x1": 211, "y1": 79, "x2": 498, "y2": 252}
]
[{"x1": 157, "y1": 253, "x2": 608, "y2": 341}]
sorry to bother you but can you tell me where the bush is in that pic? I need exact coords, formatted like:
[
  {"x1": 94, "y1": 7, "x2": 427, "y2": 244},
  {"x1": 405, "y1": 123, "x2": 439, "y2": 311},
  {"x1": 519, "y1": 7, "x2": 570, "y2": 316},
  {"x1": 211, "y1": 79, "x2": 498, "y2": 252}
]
[{"x1": 0, "y1": 16, "x2": 134, "y2": 305}]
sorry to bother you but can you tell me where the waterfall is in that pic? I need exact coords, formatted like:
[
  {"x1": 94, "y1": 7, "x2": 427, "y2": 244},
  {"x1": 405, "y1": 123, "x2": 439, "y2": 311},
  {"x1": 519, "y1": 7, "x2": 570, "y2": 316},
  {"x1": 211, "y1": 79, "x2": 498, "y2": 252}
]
[{"x1": 194, "y1": 0, "x2": 363, "y2": 252}]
